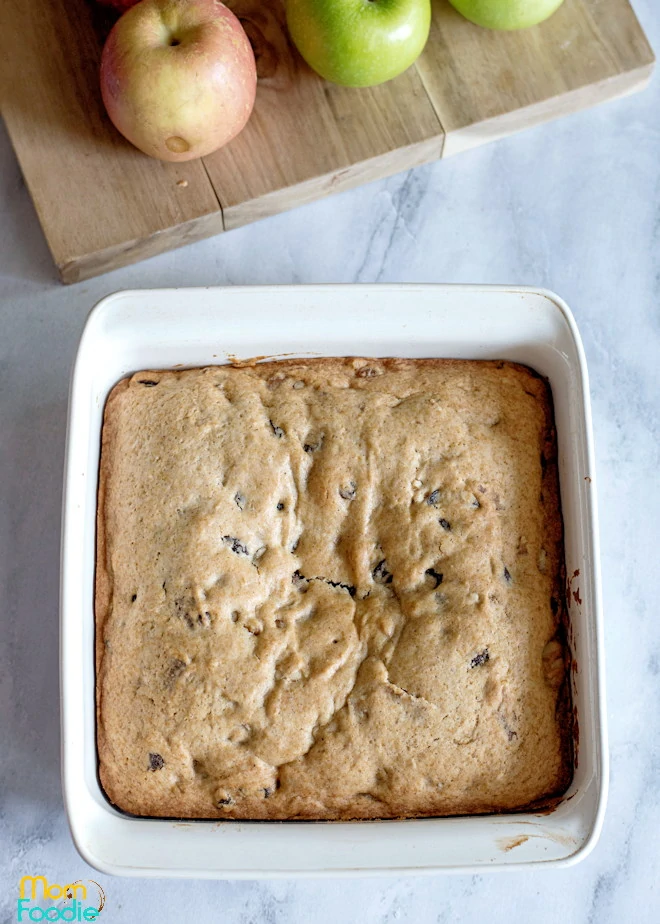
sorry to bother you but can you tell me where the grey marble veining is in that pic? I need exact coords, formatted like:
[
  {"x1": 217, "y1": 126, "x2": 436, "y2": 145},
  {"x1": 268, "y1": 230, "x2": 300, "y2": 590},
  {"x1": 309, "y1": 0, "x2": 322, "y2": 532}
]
[{"x1": 1, "y1": 0, "x2": 659, "y2": 919}]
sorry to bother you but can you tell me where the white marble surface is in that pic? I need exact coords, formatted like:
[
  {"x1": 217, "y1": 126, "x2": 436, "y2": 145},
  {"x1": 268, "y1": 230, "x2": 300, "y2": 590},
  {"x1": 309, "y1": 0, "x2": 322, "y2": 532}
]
[{"x1": 1, "y1": 1, "x2": 659, "y2": 918}]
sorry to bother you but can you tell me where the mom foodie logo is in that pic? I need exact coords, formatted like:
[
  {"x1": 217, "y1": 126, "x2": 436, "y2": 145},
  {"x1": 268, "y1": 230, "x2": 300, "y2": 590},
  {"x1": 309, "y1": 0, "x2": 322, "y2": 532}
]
[{"x1": 17, "y1": 877, "x2": 106, "y2": 922}]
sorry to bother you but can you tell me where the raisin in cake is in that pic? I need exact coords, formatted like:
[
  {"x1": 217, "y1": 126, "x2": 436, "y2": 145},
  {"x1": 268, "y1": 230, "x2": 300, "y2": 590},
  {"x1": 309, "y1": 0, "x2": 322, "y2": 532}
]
[{"x1": 96, "y1": 358, "x2": 572, "y2": 819}]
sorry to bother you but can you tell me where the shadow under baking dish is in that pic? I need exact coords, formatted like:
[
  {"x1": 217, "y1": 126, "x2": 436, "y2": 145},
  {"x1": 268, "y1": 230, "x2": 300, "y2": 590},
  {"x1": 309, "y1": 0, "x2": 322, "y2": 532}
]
[{"x1": 61, "y1": 285, "x2": 606, "y2": 877}]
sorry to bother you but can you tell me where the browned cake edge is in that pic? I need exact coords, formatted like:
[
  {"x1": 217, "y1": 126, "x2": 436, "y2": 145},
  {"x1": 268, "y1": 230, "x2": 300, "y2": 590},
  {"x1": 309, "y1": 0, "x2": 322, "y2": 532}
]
[
  {"x1": 95, "y1": 376, "x2": 130, "y2": 799},
  {"x1": 94, "y1": 358, "x2": 573, "y2": 820}
]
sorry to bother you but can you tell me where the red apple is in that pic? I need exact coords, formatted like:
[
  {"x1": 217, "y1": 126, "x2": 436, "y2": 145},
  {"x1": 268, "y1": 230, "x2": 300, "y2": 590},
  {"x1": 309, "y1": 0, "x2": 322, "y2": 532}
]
[{"x1": 100, "y1": 0, "x2": 257, "y2": 162}]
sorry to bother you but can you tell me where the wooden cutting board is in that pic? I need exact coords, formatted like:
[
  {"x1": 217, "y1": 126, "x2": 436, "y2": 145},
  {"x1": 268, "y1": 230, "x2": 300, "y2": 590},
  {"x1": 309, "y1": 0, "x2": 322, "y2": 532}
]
[{"x1": 1, "y1": 0, "x2": 654, "y2": 283}]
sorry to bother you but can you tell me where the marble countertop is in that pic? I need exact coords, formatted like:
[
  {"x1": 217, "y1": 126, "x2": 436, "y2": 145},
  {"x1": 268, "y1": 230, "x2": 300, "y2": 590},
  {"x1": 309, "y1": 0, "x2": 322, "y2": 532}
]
[{"x1": 1, "y1": 1, "x2": 659, "y2": 919}]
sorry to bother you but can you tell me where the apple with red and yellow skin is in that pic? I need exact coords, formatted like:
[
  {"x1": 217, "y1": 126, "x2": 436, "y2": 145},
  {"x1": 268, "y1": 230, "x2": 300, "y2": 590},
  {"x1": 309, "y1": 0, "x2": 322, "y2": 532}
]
[{"x1": 100, "y1": 0, "x2": 257, "y2": 162}]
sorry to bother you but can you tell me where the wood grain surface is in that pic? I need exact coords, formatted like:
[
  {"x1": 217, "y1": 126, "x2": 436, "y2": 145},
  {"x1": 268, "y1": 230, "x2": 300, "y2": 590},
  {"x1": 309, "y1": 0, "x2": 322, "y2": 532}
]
[
  {"x1": 0, "y1": 0, "x2": 654, "y2": 282},
  {"x1": 417, "y1": 0, "x2": 655, "y2": 155}
]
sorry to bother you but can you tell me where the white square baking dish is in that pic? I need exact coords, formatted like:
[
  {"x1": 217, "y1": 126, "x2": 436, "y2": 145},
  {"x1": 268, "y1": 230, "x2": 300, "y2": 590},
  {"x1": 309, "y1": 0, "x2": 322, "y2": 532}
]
[{"x1": 61, "y1": 284, "x2": 606, "y2": 878}]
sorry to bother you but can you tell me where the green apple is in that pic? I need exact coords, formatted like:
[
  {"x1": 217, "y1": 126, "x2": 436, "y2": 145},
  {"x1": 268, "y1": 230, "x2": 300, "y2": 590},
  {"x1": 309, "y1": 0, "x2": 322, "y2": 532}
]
[
  {"x1": 286, "y1": 0, "x2": 431, "y2": 88},
  {"x1": 449, "y1": 0, "x2": 565, "y2": 30}
]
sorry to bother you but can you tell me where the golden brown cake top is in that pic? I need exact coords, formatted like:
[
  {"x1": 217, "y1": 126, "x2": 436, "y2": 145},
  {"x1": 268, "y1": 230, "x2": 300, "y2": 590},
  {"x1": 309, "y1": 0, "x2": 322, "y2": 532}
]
[{"x1": 96, "y1": 358, "x2": 571, "y2": 819}]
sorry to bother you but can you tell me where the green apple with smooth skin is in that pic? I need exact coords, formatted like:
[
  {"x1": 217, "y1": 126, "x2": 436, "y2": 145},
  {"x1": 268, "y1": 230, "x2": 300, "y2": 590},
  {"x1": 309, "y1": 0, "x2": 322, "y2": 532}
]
[
  {"x1": 449, "y1": 0, "x2": 565, "y2": 30},
  {"x1": 286, "y1": 0, "x2": 431, "y2": 88}
]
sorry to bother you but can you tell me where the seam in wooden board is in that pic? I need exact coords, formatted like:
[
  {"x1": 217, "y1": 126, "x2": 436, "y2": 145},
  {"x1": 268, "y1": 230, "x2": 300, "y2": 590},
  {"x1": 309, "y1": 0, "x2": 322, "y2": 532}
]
[
  {"x1": 440, "y1": 62, "x2": 654, "y2": 156},
  {"x1": 4, "y1": 99, "x2": 227, "y2": 281},
  {"x1": 201, "y1": 63, "x2": 448, "y2": 217},
  {"x1": 413, "y1": 58, "x2": 447, "y2": 152},
  {"x1": 412, "y1": 59, "x2": 448, "y2": 154},
  {"x1": 199, "y1": 152, "x2": 226, "y2": 231},
  {"x1": 419, "y1": 0, "x2": 654, "y2": 157}
]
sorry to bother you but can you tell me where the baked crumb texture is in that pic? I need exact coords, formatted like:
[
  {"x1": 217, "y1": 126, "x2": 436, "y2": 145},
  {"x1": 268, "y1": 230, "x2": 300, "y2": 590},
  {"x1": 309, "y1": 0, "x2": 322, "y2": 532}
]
[{"x1": 96, "y1": 358, "x2": 572, "y2": 820}]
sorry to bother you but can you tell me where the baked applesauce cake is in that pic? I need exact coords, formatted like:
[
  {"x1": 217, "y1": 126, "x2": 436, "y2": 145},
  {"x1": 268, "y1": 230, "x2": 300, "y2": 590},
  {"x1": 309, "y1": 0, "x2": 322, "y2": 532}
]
[{"x1": 96, "y1": 358, "x2": 572, "y2": 819}]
